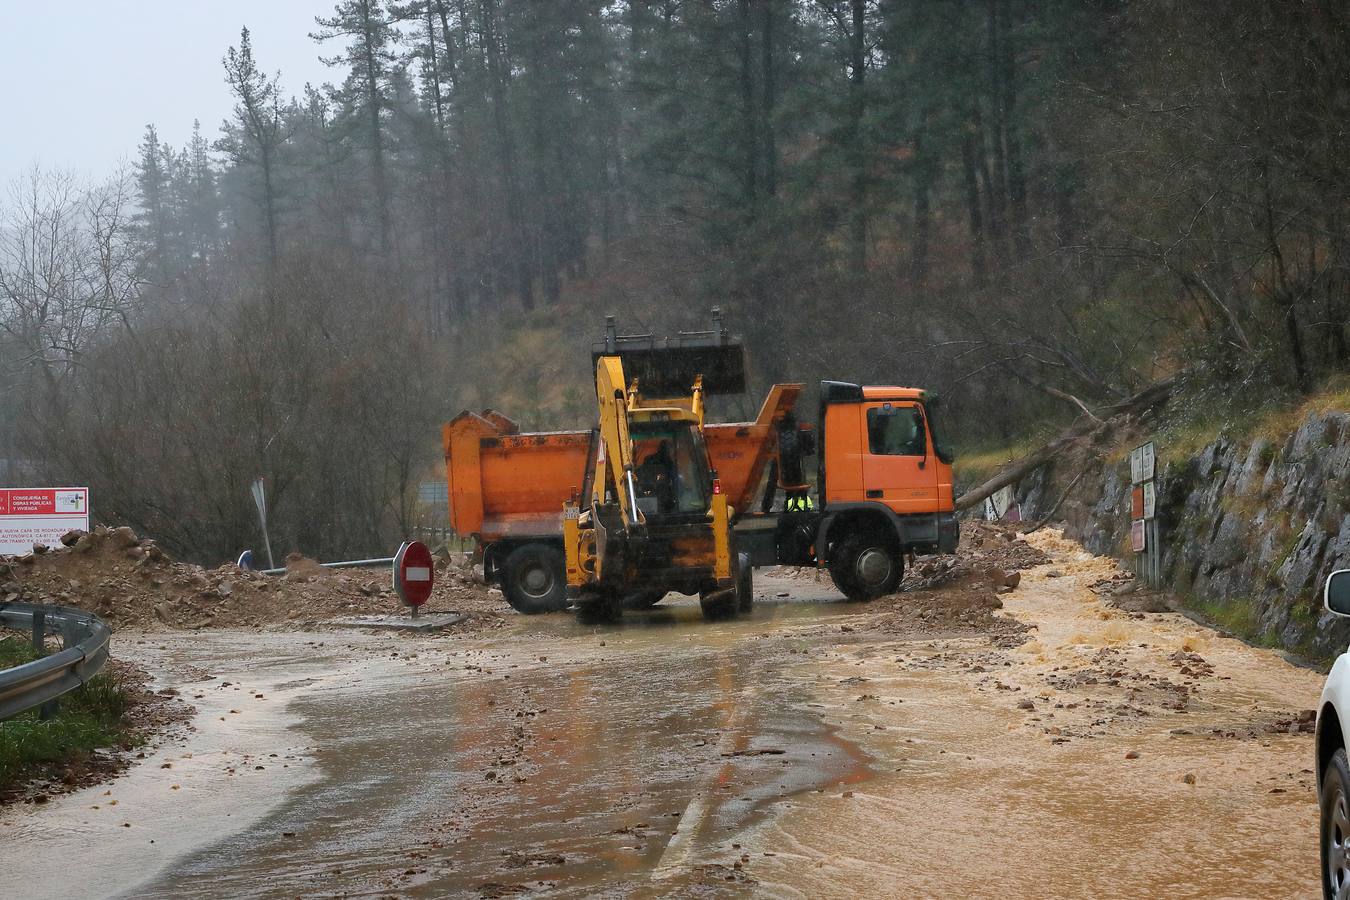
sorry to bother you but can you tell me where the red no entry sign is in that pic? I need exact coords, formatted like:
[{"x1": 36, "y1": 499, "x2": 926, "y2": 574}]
[{"x1": 393, "y1": 540, "x2": 435, "y2": 607}]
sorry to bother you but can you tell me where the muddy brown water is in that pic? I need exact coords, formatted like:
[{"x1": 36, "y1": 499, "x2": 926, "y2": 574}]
[
  {"x1": 150, "y1": 603, "x2": 867, "y2": 897},
  {"x1": 1, "y1": 535, "x2": 1328, "y2": 898}
]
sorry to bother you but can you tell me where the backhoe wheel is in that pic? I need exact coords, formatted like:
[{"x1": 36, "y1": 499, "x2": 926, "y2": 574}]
[
  {"x1": 828, "y1": 533, "x2": 903, "y2": 601},
  {"x1": 501, "y1": 543, "x2": 569, "y2": 614},
  {"x1": 735, "y1": 552, "x2": 754, "y2": 614},
  {"x1": 575, "y1": 588, "x2": 623, "y2": 623},
  {"x1": 623, "y1": 589, "x2": 666, "y2": 610},
  {"x1": 699, "y1": 587, "x2": 737, "y2": 621}
]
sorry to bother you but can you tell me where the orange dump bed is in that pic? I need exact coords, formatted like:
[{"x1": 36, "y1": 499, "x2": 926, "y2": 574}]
[
  {"x1": 443, "y1": 412, "x2": 591, "y2": 542},
  {"x1": 443, "y1": 384, "x2": 803, "y2": 546}
]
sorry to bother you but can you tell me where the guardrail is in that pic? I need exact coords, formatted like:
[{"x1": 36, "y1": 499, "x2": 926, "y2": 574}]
[{"x1": 0, "y1": 602, "x2": 111, "y2": 721}]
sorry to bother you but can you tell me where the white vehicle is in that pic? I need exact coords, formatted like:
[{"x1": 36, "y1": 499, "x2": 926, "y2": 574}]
[{"x1": 1316, "y1": 569, "x2": 1350, "y2": 900}]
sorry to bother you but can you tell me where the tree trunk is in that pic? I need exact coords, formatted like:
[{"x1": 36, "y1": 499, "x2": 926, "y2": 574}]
[
  {"x1": 997, "y1": 1, "x2": 1030, "y2": 260},
  {"x1": 356, "y1": 1, "x2": 391, "y2": 256},
  {"x1": 760, "y1": 0, "x2": 778, "y2": 197},
  {"x1": 433, "y1": 0, "x2": 460, "y2": 93},
  {"x1": 480, "y1": 0, "x2": 533, "y2": 309},
  {"x1": 425, "y1": 4, "x2": 447, "y2": 131},
  {"x1": 848, "y1": 0, "x2": 868, "y2": 273},
  {"x1": 960, "y1": 132, "x2": 987, "y2": 286},
  {"x1": 985, "y1": 0, "x2": 1010, "y2": 258},
  {"x1": 737, "y1": 0, "x2": 758, "y2": 214},
  {"x1": 260, "y1": 144, "x2": 279, "y2": 271}
]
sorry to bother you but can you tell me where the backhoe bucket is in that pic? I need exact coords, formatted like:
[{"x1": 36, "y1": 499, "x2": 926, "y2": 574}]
[{"x1": 592, "y1": 310, "x2": 747, "y2": 396}]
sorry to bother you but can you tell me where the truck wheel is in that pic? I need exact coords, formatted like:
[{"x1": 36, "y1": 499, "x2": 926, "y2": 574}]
[
  {"x1": 501, "y1": 544, "x2": 569, "y2": 614},
  {"x1": 828, "y1": 533, "x2": 903, "y2": 601},
  {"x1": 735, "y1": 552, "x2": 754, "y2": 613},
  {"x1": 623, "y1": 589, "x2": 666, "y2": 610}
]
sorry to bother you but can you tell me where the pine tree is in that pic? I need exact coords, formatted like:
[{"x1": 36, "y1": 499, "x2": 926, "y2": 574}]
[
  {"x1": 312, "y1": 0, "x2": 403, "y2": 256},
  {"x1": 217, "y1": 27, "x2": 286, "y2": 268}
]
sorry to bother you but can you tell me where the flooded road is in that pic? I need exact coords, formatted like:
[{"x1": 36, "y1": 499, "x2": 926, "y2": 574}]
[{"x1": 1, "y1": 531, "x2": 1326, "y2": 898}]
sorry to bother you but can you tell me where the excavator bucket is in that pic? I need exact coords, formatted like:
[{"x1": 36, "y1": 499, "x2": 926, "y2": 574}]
[{"x1": 591, "y1": 309, "x2": 747, "y2": 396}]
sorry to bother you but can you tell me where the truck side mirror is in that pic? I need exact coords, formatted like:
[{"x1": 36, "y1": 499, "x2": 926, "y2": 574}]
[{"x1": 1327, "y1": 571, "x2": 1350, "y2": 617}]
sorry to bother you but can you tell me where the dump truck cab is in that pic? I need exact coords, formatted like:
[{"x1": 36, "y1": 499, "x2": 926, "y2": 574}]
[
  {"x1": 733, "y1": 380, "x2": 957, "y2": 600},
  {"x1": 812, "y1": 380, "x2": 958, "y2": 596},
  {"x1": 819, "y1": 382, "x2": 954, "y2": 518}
]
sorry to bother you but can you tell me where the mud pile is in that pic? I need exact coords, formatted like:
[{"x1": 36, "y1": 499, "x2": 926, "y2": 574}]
[
  {"x1": 0, "y1": 526, "x2": 503, "y2": 632},
  {"x1": 864, "y1": 522, "x2": 1039, "y2": 642}
]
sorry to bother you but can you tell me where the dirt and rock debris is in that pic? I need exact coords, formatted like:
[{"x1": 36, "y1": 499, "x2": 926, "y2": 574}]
[
  {"x1": 0, "y1": 525, "x2": 502, "y2": 632},
  {"x1": 858, "y1": 521, "x2": 1047, "y2": 642}
]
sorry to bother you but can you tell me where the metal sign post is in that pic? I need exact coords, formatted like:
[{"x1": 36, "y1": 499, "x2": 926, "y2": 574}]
[
  {"x1": 250, "y1": 477, "x2": 276, "y2": 571},
  {"x1": 1129, "y1": 442, "x2": 1161, "y2": 589}
]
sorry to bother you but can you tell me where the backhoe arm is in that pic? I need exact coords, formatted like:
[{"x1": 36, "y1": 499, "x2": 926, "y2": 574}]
[{"x1": 594, "y1": 355, "x2": 643, "y2": 531}]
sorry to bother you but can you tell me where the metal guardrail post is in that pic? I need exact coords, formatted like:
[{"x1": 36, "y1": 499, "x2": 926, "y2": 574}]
[{"x1": 28, "y1": 608, "x2": 57, "y2": 719}]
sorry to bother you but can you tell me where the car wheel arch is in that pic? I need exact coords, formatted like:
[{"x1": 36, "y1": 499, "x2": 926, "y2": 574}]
[{"x1": 1321, "y1": 702, "x2": 1346, "y2": 789}]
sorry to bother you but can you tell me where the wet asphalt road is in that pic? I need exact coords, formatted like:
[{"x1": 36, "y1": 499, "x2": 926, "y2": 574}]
[
  {"x1": 3, "y1": 543, "x2": 1328, "y2": 899},
  {"x1": 131, "y1": 580, "x2": 871, "y2": 898}
]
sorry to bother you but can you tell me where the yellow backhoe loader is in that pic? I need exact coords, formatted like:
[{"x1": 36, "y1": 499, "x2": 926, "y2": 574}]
[{"x1": 562, "y1": 316, "x2": 751, "y2": 621}]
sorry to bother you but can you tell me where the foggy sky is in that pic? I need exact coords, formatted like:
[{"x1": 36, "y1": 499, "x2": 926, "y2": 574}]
[{"x1": 0, "y1": 1, "x2": 335, "y2": 189}]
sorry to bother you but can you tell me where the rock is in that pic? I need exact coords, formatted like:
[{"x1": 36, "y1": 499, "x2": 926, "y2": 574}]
[
  {"x1": 110, "y1": 526, "x2": 140, "y2": 549},
  {"x1": 60, "y1": 530, "x2": 86, "y2": 547},
  {"x1": 1005, "y1": 571, "x2": 1021, "y2": 589},
  {"x1": 1182, "y1": 773, "x2": 1196, "y2": 785},
  {"x1": 1124, "y1": 750, "x2": 1140, "y2": 760},
  {"x1": 32, "y1": 543, "x2": 48, "y2": 554},
  {"x1": 1017, "y1": 699, "x2": 1035, "y2": 710}
]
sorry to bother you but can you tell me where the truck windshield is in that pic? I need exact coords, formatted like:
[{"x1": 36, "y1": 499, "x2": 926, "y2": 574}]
[{"x1": 631, "y1": 421, "x2": 710, "y2": 516}]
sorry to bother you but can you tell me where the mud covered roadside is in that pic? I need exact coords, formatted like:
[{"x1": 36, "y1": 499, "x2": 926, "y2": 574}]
[
  {"x1": 0, "y1": 525, "x2": 504, "y2": 632},
  {"x1": 745, "y1": 526, "x2": 1325, "y2": 898}
]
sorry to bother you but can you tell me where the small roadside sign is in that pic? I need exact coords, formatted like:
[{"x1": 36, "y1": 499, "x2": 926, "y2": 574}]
[
  {"x1": 1142, "y1": 481, "x2": 1157, "y2": 520},
  {"x1": 1131, "y1": 519, "x2": 1147, "y2": 553},
  {"x1": 0, "y1": 488, "x2": 89, "y2": 555},
  {"x1": 1130, "y1": 442, "x2": 1156, "y2": 485},
  {"x1": 393, "y1": 540, "x2": 435, "y2": 609}
]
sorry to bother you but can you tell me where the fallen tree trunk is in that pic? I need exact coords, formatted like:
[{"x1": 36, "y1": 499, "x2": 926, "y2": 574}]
[{"x1": 952, "y1": 374, "x2": 1178, "y2": 513}]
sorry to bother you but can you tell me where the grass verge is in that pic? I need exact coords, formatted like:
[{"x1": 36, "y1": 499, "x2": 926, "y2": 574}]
[{"x1": 0, "y1": 634, "x2": 136, "y2": 792}]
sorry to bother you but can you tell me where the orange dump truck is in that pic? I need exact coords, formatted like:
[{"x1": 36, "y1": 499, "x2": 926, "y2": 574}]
[{"x1": 444, "y1": 381, "x2": 958, "y2": 613}]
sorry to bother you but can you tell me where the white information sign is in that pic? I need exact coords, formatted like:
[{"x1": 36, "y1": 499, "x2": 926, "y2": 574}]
[
  {"x1": 0, "y1": 487, "x2": 90, "y2": 555},
  {"x1": 1130, "y1": 442, "x2": 1156, "y2": 485},
  {"x1": 1142, "y1": 481, "x2": 1157, "y2": 520}
]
